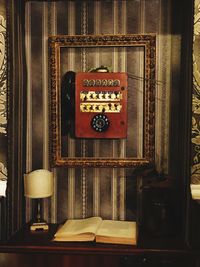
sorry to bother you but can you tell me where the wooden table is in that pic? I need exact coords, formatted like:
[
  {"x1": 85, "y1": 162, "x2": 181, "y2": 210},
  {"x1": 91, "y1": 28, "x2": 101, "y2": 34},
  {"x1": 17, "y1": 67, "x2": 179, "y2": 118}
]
[{"x1": 0, "y1": 224, "x2": 198, "y2": 267}]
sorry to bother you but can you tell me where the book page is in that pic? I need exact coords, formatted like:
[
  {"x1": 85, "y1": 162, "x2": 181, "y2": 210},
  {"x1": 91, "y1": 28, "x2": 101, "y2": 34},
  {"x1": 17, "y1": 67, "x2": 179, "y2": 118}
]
[
  {"x1": 96, "y1": 220, "x2": 137, "y2": 245},
  {"x1": 53, "y1": 233, "x2": 96, "y2": 242},
  {"x1": 54, "y1": 217, "x2": 102, "y2": 238}
]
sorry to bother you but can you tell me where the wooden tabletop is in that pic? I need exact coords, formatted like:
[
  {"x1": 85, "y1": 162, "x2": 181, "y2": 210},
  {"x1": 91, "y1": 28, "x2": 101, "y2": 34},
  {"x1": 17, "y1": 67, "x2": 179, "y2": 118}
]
[{"x1": 0, "y1": 223, "x2": 196, "y2": 257}]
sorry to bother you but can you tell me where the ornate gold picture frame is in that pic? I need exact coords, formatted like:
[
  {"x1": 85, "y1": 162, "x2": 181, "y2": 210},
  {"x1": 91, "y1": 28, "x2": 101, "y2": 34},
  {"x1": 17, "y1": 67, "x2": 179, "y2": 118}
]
[{"x1": 49, "y1": 34, "x2": 156, "y2": 168}]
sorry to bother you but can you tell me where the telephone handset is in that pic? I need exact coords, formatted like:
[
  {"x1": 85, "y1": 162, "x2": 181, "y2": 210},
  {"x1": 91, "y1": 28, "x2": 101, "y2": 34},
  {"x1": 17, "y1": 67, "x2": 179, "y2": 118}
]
[
  {"x1": 61, "y1": 71, "x2": 75, "y2": 136},
  {"x1": 62, "y1": 70, "x2": 127, "y2": 139}
]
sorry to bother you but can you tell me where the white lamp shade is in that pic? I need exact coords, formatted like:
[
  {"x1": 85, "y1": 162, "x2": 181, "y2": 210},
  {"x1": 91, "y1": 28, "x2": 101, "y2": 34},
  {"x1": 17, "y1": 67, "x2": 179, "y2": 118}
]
[{"x1": 24, "y1": 169, "x2": 53, "y2": 198}]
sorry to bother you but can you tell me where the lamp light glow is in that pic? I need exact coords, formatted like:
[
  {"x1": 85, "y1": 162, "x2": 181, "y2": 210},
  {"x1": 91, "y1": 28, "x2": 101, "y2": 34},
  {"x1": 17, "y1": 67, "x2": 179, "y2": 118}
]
[{"x1": 24, "y1": 169, "x2": 53, "y2": 198}]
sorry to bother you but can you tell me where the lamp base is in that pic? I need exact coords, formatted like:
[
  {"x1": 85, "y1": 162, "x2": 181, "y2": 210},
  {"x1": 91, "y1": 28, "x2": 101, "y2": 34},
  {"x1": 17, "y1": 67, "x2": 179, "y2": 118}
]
[{"x1": 30, "y1": 222, "x2": 49, "y2": 231}]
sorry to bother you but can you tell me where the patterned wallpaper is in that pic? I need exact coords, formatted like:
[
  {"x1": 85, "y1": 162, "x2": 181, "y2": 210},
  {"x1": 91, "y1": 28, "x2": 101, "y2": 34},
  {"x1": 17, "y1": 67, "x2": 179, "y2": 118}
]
[
  {"x1": 192, "y1": 0, "x2": 200, "y2": 183},
  {"x1": 0, "y1": 0, "x2": 7, "y2": 240},
  {"x1": 0, "y1": 5, "x2": 7, "y2": 181}
]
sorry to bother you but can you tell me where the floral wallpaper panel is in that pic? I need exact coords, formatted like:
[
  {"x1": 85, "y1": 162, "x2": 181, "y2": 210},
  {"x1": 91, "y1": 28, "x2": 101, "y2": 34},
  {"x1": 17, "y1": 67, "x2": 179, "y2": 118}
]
[
  {"x1": 0, "y1": 11, "x2": 7, "y2": 181},
  {"x1": 192, "y1": 0, "x2": 200, "y2": 183}
]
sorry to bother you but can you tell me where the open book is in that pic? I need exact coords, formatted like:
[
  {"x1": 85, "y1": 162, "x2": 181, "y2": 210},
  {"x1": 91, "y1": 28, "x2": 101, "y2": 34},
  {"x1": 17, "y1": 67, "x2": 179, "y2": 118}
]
[{"x1": 53, "y1": 217, "x2": 137, "y2": 245}]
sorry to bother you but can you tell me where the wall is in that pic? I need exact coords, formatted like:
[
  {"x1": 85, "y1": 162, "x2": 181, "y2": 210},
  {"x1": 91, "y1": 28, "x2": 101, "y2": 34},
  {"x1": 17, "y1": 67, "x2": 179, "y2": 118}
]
[
  {"x1": 0, "y1": 0, "x2": 7, "y2": 240},
  {"x1": 192, "y1": 0, "x2": 200, "y2": 184},
  {"x1": 23, "y1": 0, "x2": 183, "y2": 224},
  {"x1": 0, "y1": 0, "x2": 193, "y2": 239}
]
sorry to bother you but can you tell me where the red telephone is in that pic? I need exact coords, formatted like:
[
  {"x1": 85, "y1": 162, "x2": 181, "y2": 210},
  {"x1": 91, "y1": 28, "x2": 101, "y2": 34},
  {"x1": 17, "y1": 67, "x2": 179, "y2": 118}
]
[{"x1": 75, "y1": 72, "x2": 128, "y2": 138}]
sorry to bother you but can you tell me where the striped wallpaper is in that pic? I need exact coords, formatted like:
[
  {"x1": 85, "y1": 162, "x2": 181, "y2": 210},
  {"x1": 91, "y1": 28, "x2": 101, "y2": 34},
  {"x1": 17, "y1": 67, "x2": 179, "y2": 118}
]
[{"x1": 24, "y1": 0, "x2": 179, "y2": 224}]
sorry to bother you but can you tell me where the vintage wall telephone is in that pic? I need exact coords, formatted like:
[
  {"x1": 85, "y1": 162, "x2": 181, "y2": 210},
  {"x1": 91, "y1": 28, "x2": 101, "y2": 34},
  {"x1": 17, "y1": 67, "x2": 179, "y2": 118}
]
[{"x1": 61, "y1": 67, "x2": 127, "y2": 139}]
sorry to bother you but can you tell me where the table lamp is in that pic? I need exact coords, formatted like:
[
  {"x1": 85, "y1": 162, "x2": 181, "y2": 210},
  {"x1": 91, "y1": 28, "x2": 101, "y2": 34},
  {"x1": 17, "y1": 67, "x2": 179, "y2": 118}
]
[{"x1": 24, "y1": 169, "x2": 53, "y2": 231}]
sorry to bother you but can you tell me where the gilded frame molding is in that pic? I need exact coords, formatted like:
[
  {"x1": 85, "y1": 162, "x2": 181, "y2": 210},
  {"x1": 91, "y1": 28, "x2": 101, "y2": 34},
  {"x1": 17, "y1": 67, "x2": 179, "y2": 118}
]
[{"x1": 49, "y1": 34, "x2": 156, "y2": 168}]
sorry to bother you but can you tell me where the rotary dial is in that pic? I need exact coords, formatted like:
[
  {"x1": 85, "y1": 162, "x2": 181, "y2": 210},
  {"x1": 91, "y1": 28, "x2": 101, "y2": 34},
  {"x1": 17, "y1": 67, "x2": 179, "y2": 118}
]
[{"x1": 91, "y1": 114, "x2": 109, "y2": 132}]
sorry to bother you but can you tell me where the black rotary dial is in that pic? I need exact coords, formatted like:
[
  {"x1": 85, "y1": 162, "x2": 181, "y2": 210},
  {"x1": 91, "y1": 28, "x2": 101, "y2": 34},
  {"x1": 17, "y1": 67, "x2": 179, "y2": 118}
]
[{"x1": 91, "y1": 114, "x2": 109, "y2": 132}]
